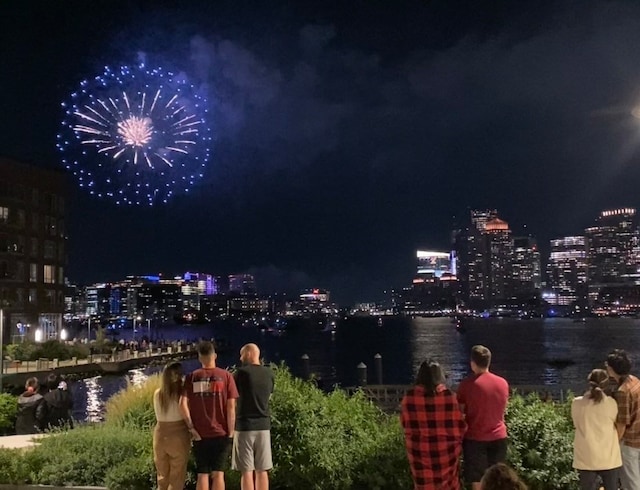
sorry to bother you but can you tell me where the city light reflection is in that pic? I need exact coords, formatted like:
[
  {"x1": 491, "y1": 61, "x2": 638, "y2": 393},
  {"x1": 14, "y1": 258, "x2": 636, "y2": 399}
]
[
  {"x1": 128, "y1": 368, "x2": 149, "y2": 386},
  {"x1": 84, "y1": 376, "x2": 104, "y2": 423}
]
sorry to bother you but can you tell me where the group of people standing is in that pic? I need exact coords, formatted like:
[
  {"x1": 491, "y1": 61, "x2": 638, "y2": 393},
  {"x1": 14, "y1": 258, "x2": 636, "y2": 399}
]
[
  {"x1": 572, "y1": 348, "x2": 640, "y2": 490},
  {"x1": 15, "y1": 373, "x2": 74, "y2": 434},
  {"x1": 152, "y1": 341, "x2": 274, "y2": 490},
  {"x1": 401, "y1": 345, "x2": 517, "y2": 490},
  {"x1": 400, "y1": 345, "x2": 640, "y2": 490}
]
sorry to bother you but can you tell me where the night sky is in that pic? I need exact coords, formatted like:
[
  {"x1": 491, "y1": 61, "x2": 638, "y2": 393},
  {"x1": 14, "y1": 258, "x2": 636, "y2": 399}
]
[{"x1": 3, "y1": 1, "x2": 640, "y2": 303}]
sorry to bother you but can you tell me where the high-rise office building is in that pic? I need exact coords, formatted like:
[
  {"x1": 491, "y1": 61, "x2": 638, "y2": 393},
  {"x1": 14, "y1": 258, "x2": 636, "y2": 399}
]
[
  {"x1": 484, "y1": 217, "x2": 513, "y2": 303},
  {"x1": 456, "y1": 211, "x2": 493, "y2": 304},
  {"x1": 511, "y1": 236, "x2": 541, "y2": 299},
  {"x1": 0, "y1": 158, "x2": 68, "y2": 341},
  {"x1": 585, "y1": 208, "x2": 640, "y2": 287},
  {"x1": 181, "y1": 272, "x2": 223, "y2": 313},
  {"x1": 545, "y1": 236, "x2": 588, "y2": 306},
  {"x1": 453, "y1": 210, "x2": 518, "y2": 307}
]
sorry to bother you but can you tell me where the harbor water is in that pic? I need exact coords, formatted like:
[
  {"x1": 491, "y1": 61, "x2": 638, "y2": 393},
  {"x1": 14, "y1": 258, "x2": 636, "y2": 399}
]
[{"x1": 70, "y1": 316, "x2": 639, "y2": 421}]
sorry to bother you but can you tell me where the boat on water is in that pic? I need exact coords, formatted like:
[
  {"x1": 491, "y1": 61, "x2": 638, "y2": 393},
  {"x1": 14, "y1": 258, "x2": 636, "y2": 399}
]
[{"x1": 322, "y1": 316, "x2": 339, "y2": 332}]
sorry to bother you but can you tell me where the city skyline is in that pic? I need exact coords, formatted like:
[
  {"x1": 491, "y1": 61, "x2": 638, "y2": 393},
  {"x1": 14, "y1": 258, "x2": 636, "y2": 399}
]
[{"x1": 4, "y1": 1, "x2": 640, "y2": 303}]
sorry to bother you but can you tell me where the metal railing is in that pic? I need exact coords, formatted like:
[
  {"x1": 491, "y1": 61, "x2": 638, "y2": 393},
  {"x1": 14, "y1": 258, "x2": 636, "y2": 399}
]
[
  {"x1": 344, "y1": 384, "x2": 575, "y2": 412},
  {"x1": 0, "y1": 343, "x2": 197, "y2": 375}
]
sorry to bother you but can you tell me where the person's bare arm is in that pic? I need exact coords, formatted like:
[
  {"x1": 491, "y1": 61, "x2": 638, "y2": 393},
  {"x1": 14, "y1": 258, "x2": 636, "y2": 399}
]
[
  {"x1": 226, "y1": 398, "x2": 236, "y2": 438},
  {"x1": 616, "y1": 422, "x2": 626, "y2": 440},
  {"x1": 179, "y1": 395, "x2": 201, "y2": 441}
]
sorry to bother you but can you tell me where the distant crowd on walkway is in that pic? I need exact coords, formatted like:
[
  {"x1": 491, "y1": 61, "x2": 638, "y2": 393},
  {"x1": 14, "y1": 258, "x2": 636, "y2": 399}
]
[
  {"x1": 400, "y1": 344, "x2": 640, "y2": 490},
  {"x1": 15, "y1": 373, "x2": 73, "y2": 434}
]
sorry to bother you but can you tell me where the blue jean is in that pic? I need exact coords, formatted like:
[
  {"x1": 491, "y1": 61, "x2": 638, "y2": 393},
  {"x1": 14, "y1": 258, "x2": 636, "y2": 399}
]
[{"x1": 621, "y1": 443, "x2": 640, "y2": 490}]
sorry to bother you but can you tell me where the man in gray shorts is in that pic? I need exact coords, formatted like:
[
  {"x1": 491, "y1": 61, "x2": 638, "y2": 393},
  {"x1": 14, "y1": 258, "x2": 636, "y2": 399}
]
[{"x1": 232, "y1": 343, "x2": 275, "y2": 490}]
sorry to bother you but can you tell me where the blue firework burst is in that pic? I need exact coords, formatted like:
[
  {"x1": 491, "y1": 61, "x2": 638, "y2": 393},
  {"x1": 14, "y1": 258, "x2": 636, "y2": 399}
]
[{"x1": 57, "y1": 63, "x2": 212, "y2": 205}]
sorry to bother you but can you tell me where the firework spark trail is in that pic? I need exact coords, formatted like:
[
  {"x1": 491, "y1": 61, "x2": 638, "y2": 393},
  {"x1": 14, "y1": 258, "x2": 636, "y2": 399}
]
[{"x1": 57, "y1": 63, "x2": 211, "y2": 205}]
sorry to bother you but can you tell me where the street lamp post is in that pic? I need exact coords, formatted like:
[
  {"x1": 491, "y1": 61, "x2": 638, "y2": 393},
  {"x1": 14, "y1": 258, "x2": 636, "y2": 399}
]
[
  {"x1": 146, "y1": 319, "x2": 151, "y2": 340},
  {"x1": 87, "y1": 316, "x2": 91, "y2": 341},
  {"x1": 133, "y1": 315, "x2": 142, "y2": 341}
]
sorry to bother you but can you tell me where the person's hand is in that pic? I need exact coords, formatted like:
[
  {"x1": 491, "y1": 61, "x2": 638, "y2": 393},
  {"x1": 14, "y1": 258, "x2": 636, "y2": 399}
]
[{"x1": 189, "y1": 427, "x2": 202, "y2": 441}]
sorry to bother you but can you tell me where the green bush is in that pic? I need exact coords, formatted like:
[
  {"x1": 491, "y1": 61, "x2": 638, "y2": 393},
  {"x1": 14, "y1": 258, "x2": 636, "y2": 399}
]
[
  {"x1": 0, "y1": 447, "x2": 31, "y2": 483},
  {"x1": 5, "y1": 340, "x2": 90, "y2": 361},
  {"x1": 104, "y1": 453, "x2": 157, "y2": 490},
  {"x1": 350, "y1": 413, "x2": 411, "y2": 490},
  {"x1": 0, "y1": 393, "x2": 17, "y2": 435},
  {"x1": 30, "y1": 425, "x2": 152, "y2": 487},
  {"x1": 506, "y1": 393, "x2": 578, "y2": 490},
  {"x1": 270, "y1": 366, "x2": 411, "y2": 490},
  {"x1": 0, "y1": 368, "x2": 586, "y2": 490}
]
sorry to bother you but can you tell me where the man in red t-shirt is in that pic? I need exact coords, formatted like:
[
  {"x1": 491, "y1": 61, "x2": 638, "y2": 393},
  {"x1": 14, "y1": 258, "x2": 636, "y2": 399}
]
[
  {"x1": 456, "y1": 345, "x2": 509, "y2": 490},
  {"x1": 180, "y1": 341, "x2": 239, "y2": 490}
]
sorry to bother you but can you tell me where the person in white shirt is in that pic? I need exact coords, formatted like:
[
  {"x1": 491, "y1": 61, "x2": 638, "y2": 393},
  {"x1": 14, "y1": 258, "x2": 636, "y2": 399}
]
[
  {"x1": 153, "y1": 362, "x2": 191, "y2": 490},
  {"x1": 572, "y1": 368, "x2": 622, "y2": 490}
]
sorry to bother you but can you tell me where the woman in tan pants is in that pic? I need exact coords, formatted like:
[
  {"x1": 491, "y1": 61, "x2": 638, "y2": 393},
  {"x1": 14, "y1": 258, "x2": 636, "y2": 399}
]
[{"x1": 153, "y1": 362, "x2": 191, "y2": 490}]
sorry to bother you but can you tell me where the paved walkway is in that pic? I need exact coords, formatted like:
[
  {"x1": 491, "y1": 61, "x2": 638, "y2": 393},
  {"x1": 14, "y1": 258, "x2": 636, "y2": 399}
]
[{"x1": 0, "y1": 434, "x2": 47, "y2": 449}]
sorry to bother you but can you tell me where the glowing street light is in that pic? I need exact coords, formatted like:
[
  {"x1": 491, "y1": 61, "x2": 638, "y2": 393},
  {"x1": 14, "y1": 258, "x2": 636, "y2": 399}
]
[{"x1": 133, "y1": 315, "x2": 142, "y2": 340}]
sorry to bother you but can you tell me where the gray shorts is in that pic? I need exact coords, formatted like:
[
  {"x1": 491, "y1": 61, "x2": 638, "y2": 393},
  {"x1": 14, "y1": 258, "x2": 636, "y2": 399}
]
[{"x1": 232, "y1": 430, "x2": 273, "y2": 472}]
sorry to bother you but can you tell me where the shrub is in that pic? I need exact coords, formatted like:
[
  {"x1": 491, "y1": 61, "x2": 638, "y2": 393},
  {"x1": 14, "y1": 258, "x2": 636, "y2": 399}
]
[
  {"x1": 0, "y1": 393, "x2": 17, "y2": 435},
  {"x1": 104, "y1": 453, "x2": 157, "y2": 490},
  {"x1": 104, "y1": 373, "x2": 160, "y2": 429},
  {"x1": 0, "y1": 448, "x2": 31, "y2": 483},
  {"x1": 5, "y1": 340, "x2": 90, "y2": 361},
  {"x1": 351, "y1": 413, "x2": 412, "y2": 490},
  {"x1": 30, "y1": 425, "x2": 152, "y2": 487},
  {"x1": 0, "y1": 368, "x2": 586, "y2": 490},
  {"x1": 506, "y1": 393, "x2": 578, "y2": 490},
  {"x1": 270, "y1": 366, "x2": 411, "y2": 490}
]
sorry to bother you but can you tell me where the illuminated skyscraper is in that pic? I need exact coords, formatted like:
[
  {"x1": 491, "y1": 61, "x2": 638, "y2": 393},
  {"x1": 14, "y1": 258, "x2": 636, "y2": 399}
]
[
  {"x1": 585, "y1": 208, "x2": 640, "y2": 287},
  {"x1": 453, "y1": 210, "x2": 515, "y2": 307},
  {"x1": 484, "y1": 218, "x2": 513, "y2": 303},
  {"x1": 511, "y1": 236, "x2": 541, "y2": 299},
  {"x1": 545, "y1": 236, "x2": 588, "y2": 306}
]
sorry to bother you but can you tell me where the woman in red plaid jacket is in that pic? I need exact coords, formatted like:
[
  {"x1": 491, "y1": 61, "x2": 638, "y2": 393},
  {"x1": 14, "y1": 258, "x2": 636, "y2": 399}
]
[{"x1": 401, "y1": 360, "x2": 467, "y2": 490}]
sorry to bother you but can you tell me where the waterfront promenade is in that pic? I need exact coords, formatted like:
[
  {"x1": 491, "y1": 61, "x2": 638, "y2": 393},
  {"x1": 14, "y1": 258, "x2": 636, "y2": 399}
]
[{"x1": 0, "y1": 342, "x2": 198, "y2": 389}]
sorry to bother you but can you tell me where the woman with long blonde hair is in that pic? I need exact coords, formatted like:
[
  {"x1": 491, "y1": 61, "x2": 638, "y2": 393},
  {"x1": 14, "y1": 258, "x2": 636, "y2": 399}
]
[{"x1": 153, "y1": 362, "x2": 191, "y2": 490}]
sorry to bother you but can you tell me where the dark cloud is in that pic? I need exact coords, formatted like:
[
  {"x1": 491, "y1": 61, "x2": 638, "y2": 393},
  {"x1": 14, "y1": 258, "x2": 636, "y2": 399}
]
[{"x1": 5, "y1": 1, "x2": 640, "y2": 303}]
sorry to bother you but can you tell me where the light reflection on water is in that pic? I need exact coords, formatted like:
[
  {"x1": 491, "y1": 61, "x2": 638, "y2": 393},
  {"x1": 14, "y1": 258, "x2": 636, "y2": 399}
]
[
  {"x1": 69, "y1": 317, "x2": 640, "y2": 420},
  {"x1": 84, "y1": 376, "x2": 103, "y2": 423}
]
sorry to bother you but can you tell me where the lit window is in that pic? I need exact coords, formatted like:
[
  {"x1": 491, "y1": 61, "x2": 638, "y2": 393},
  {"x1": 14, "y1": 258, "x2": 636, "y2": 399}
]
[
  {"x1": 0, "y1": 207, "x2": 7, "y2": 223},
  {"x1": 44, "y1": 265, "x2": 55, "y2": 284}
]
